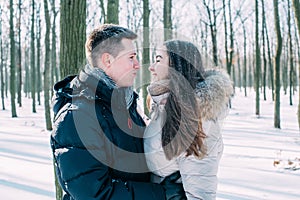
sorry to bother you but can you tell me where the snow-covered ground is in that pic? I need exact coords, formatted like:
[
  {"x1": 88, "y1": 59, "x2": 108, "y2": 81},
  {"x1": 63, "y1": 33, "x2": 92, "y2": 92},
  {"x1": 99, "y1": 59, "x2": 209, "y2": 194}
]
[
  {"x1": 218, "y1": 88, "x2": 300, "y2": 200},
  {"x1": 0, "y1": 88, "x2": 299, "y2": 200},
  {"x1": 0, "y1": 100, "x2": 55, "y2": 199}
]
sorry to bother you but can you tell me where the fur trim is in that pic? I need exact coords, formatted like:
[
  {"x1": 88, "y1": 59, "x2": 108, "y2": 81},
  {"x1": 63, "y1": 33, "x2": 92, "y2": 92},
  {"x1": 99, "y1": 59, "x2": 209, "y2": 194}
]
[{"x1": 195, "y1": 69, "x2": 233, "y2": 121}]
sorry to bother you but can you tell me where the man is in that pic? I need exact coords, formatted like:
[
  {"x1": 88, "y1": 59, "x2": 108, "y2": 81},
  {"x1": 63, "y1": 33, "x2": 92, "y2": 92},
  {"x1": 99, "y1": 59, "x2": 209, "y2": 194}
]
[{"x1": 50, "y1": 24, "x2": 184, "y2": 200}]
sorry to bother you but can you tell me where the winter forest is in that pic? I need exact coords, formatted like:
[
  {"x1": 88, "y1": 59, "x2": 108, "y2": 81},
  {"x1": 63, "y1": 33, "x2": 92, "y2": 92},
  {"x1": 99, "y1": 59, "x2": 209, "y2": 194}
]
[{"x1": 0, "y1": 0, "x2": 300, "y2": 199}]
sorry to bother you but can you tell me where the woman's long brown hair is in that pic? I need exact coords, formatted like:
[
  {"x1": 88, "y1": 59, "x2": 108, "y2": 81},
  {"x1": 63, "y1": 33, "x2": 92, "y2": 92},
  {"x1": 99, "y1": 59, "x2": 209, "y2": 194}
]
[{"x1": 161, "y1": 40, "x2": 207, "y2": 160}]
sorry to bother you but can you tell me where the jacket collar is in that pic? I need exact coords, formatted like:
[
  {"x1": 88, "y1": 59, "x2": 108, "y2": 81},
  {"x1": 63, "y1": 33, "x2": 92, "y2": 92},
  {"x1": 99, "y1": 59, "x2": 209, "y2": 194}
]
[
  {"x1": 76, "y1": 65, "x2": 136, "y2": 109},
  {"x1": 195, "y1": 69, "x2": 233, "y2": 120}
]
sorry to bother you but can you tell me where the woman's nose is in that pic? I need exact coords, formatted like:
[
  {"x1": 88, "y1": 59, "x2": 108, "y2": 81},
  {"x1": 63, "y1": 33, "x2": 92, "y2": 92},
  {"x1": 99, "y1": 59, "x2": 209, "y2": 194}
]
[{"x1": 148, "y1": 63, "x2": 155, "y2": 72}]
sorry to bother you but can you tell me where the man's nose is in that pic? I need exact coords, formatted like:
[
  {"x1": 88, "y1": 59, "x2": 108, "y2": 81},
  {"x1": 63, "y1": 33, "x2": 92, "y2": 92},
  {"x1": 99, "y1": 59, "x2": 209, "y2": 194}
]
[{"x1": 133, "y1": 59, "x2": 140, "y2": 69}]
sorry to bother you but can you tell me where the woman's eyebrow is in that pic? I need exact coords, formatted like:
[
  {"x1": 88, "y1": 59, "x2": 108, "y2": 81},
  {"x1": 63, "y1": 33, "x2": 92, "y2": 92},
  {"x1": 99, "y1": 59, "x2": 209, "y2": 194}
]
[{"x1": 156, "y1": 55, "x2": 163, "y2": 59}]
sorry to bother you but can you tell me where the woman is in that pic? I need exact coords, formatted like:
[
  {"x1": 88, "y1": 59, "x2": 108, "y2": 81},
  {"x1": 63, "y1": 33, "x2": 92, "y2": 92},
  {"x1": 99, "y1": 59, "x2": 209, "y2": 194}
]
[{"x1": 144, "y1": 40, "x2": 233, "y2": 200}]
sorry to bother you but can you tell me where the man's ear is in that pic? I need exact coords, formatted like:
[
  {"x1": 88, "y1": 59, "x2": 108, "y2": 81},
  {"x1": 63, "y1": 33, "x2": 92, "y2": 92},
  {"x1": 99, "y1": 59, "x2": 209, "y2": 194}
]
[{"x1": 101, "y1": 53, "x2": 111, "y2": 68}]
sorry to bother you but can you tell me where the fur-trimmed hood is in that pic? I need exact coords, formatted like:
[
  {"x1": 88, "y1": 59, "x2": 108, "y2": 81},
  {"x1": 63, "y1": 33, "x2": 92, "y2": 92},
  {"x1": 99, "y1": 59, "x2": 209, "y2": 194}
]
[{"x1": 195, "y1": 69, "x2": 233, "y2": 121}]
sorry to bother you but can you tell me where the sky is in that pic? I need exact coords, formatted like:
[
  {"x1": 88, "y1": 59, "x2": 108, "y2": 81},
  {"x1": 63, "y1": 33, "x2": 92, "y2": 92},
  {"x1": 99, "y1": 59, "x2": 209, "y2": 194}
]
[{"x1": 0, "y1": 88, "x2": 299, "y2": 200}]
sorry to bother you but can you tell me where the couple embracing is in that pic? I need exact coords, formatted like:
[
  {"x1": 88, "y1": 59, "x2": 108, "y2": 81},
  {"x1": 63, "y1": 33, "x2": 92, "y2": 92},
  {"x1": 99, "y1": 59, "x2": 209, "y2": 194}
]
[{"x1": 50, "y1": 24, "x2": 233, "y2": 200}]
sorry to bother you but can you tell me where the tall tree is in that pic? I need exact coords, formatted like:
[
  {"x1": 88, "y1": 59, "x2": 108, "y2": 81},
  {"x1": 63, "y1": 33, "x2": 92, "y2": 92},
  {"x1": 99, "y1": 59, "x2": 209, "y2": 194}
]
[
  {"x1": 24, "y1": 46, "x2": 29, "y2": 96},
  {"x1": 60, "y1": 0, "x2": 86, "y2": 77},
  {"x1": 5, "y1": 47, "x2": 8, "y2": 98},
  {"x1": 99, "y1": 0, "x2": 106, "y2": 23},
  {"x1": 255, "y1": 0, "x2": 261, "y2": 116},
  {"x1": 292, "y1": 0, "x2": 300, "y2": 128},
  {"x1": 106, "y1": 0, "x2": 119, "y2": 24},
  {"x1": 51, "y1": 0, "x2": 59, "y2": 95},
  {"x1": 36, "y1": 2, "x2": 42, "y2": 105},
  {"x1": 142, "y1": 0, "x2": 150, "y2": 116},
  {"x1": 287, "y1": 0, "x2": 294, "y2": 106},
  {"x1": 164, "y1": 0, "x2": 172, "y2": 40},
  {"x1": 202, "y1": 0, "x2": 219, "y2": 66},
  {"x1": 282, "y1": 43, "x2": 288, "y2": 95},
  {"x1": 17, "y1": 0, "x2": 22, "y2": 107},
  {"x1": 31, "y1": 0, "x2": 36, "y2": 113},
  {"x1": 0, "y1": 7, "x2": 5, "y2": 110},
  {"x1": 56, "y1": 1, "x2": 86, "y2": 198},
  {"x1": 222, "y1": 0, "x2": 234, "y2": 75},
  {"x1": 9, "y1": 0, "x2": 17, "y2": 117},
  {"x1": 44, "y1": 0, "x2": 52, "y2": 131},
  {"x1": 238, "y1": 13, "x2": 248, "y2": 96},
  {"x1": 264, "y1": 19, "x2": 274, "y2": 100},
  {"x1": 223, "y1": 0, "x2": 229, "y2": 70},
  {"x1": 236, "y1": 42, "x2": 242, "y2": 90},
  {"x1": 261, "y1": 0, "x2": 267, "y2": 101},
  {"x1": 273, "y1": 0, "x2": 282, "y2": 128}
]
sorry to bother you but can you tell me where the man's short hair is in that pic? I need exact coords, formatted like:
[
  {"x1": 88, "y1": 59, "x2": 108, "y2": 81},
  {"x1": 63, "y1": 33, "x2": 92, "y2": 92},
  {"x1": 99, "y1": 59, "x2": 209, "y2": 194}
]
[{"x1": 85, "y1": 24, "x2": 137, "y2": 66}]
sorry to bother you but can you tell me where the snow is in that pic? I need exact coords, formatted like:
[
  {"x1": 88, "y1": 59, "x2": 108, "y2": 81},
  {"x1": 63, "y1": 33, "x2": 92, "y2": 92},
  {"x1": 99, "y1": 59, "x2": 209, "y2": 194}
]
[
  {"x1": 0, "y1": 102, "x2": 55, "y2": 200},
  {"x1": 0, "y1": 88, "x2": 299, "y2": 200},
  {"x1": 218, "y1": 88, "x2": 300, "y2": 200}
]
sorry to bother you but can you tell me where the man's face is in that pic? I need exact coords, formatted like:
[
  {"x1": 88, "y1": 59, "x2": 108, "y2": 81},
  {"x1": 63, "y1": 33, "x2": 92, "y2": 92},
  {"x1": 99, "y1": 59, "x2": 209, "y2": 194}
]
[{"x1": 106, "y1": 38, "x2": 140, "y2": 87}]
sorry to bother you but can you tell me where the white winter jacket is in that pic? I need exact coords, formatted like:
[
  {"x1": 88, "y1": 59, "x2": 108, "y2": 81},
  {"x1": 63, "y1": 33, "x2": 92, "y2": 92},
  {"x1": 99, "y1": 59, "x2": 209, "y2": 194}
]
[{"x1": 144, "y1": 69, "x2": 233, "y2": 200}]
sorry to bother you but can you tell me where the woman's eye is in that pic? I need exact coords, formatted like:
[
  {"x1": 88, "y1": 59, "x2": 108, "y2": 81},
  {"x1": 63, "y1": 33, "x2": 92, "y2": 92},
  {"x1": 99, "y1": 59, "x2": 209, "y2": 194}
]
[{"x1": 156, "y1": 59, "x2": 160, "y2": 63}]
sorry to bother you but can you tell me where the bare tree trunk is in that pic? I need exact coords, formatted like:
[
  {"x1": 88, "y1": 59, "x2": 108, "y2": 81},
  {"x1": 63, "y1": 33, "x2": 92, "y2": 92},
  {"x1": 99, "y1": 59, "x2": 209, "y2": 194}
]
[
  {"x1": 236, "y1": 44, "x2": 242, "y2": 90},
  {"x1": 265, "y1": 20, "x2": 274, "y2": 100},
  {"x1": 51, "y1": 0, "x2": 58, "y2": 96},
  {"x1": 44, "y1": 0, "x2": 52, "y2": 131},
  {"x1": 288, "y1": 1, "x2": 294, "y2": 105},
  {"x1": 1, "y1": 55, "x2": 4, "y2": 110},
  {"x1": 222, "y1": 0, "x2": 235, "y2": 76},
  {"x1": 142, "y1": 0, "x2": 150, "y2": 116},
  {"x1": 203, "y1": 0, "x2": 218, "y2": 66},
  {"x1": 5, "y1": 50, "x2": 8, "y2": 98},
  {"x1": 255, "y1": 0, "x2": 261, "y2": 116},
  {"x1": 46, "y1": 3, "x2": 61, "y2": 200},
  {"x1": 248, "y1": 45, "x2": 255, "y2": 88},
  {"x1": 292, "y1": 0, "x2": 300, "y2": 129},
  {"x1": 282, "y1": 42, "x2": 288, "y2": 95},
  {"x1": 60, "y1": 0, "x2": 86, "y2": 77},
  {"x1": 56, "y1": 1, "x2": 87, "y2": 198},
  {"x1": 9, "y1": 0, "x2": 17, "y2": 117},
  {"x1": 228, "y1": 0, "x2": 234, "y2": 76},
  {"x1": 106, "y1": 0, "x2": 119, "y2": 24},
  {"x1": 0, "y1": 8, "x2": 5, "y2": 110},
  {"x1": 36, "y1": 3, "x2": 41, "y2": 105},
  {"x1": 164, "y1": 0, "x2": 172, "y2": 40},
  {"x1": 223, "y1": 0, "x2": 229, "y2": 71},
  {"x1": 273, "y1": 0, "x2": 282, "y2": 129},
  {"x1": 240, "y1": 17, "x2": 247, "y2": 96},
  {"x1": 261, "y1": 0, "x2": 267, "y2": 101},
  {"x1": 31, "y1": 0, "x2": 36, "y2": 113},
  {"x1": 205, "y1": 24, "x2": 209, "y2": 67},
  {"x1": 99, "y1": 0, "x2": 106, "y2": 23},
  {"x1": 293, "y1": 27, "x2": 299, "y2": 94},
  {"x1": 17, "y1": 0, "x2": 22, "y2": 107},
  {"x1": 24, "y1": 47, "x2": 30, "y2": 97}
]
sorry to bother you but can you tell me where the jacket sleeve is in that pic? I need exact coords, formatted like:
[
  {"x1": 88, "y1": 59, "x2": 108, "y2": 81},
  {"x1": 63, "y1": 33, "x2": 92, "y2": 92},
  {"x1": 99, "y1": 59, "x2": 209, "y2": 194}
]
[
  {"x1": 51, "y1": 106, "x2": 165, "y2": 200},
  {"x1": 177, "y1": 137, "x2": 223, "y2": 200}
]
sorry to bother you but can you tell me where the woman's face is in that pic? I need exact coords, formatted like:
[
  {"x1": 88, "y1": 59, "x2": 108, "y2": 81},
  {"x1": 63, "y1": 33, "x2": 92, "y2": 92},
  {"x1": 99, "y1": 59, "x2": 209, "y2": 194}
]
[{"x1": 149, "y1": 45, "x2": 169, "y2": 82}]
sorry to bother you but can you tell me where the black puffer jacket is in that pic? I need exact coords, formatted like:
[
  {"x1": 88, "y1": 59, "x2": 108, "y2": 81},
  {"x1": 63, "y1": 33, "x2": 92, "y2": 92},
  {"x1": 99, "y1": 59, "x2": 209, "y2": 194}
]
[{"x1": 50, "y1": 69, "x2": 166, "y2": 200}]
